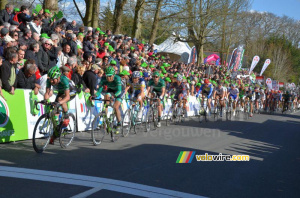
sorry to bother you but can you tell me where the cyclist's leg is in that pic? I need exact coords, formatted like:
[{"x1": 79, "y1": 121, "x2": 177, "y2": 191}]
[
  {"x1": 114, "y1": 100, "x2": 122, "y2": 123},
  {"x1": 104, "y1": 93, "x2": 111, "y2": 114}
]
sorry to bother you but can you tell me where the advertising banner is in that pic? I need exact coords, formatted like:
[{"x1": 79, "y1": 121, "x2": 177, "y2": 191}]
[
  {"x1": 266, "y1": 78, "x2": 272, "y2": 90},
  {"x1": 0, "y1": 90, "x2": 28, "y2": 143},
  {"x1": 260, "y1": 59, "x2": 271, "y2": 76},
  {"x1": 1, "y1": 90, "x2": 209, "y2": 143},
  {"x1": 189, "y1": 46, "x2": 197, "y2": 64},
  {"x1": 249, "y1": 56, "x2": 260, "y2": 73}
]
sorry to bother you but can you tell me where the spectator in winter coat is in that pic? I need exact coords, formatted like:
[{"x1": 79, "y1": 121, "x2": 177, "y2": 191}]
[
  {"x1": 0, "y1": 51, "x2": 18, "y2": 94},
  {"x1": 18, "y1": 29, "x2": 34, "y2": 47},
  {"x1": 71, "y1": 65, "x2": 88, "y2": 93},
  {"x1": 17, "y1": 6, "x2": 35, "y2": 32},
  {"x1": 16, "y1": 59, "x2": 40, "y2": 95},
  {"x1": 83, "y1": 64, "x2": 100, "y2": 97},
  {"x1": 66, "y1": 33, "x2": 78, "y2": 56},
  {"x1": 0, "y1": 3, "x2": 18, "y2": 26},
  {"x1": 66, "y1": 20, "x2": 79, "y2": 34},
  {"x1": 29, "y1": 16, "x2": 42, "y2": 35},
  {"x1": 25, "y1": 42, "x2": 40, "y2": 68}
]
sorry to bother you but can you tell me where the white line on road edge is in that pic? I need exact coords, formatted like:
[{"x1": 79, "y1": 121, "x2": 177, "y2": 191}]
[
  {"x1": 0, "y1": 166, "x2": 205, "y2": 198},
  {"x1": 70, "y1": 187, "x2": 103, "y2": 198}
]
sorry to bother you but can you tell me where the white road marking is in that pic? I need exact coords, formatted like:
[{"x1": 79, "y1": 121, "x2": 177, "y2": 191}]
[
  {"x1": 70, "y1": 187, "x2": 103, "y2": 198},
  {"x1": 0, "y1": 166, "x2": 205, "y2": 198}
]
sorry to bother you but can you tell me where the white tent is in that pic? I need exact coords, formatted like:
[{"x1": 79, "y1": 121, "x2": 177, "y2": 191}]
[{"x1": 154, "y1": 36, "x2": 191, "y2": 63}]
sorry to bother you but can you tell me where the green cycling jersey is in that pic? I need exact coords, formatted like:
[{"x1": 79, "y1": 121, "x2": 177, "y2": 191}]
[
  {"x1": 46, "y1": 75, "x2": 70, "y2": 94},
  {"x1": 148, "y1": 78, "x2": 165, "y2": 93},
  {"x1": 96, "y1": 75, "x2": 122, "y2": 97}
]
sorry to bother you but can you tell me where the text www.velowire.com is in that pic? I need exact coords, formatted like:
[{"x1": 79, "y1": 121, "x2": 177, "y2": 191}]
[{"x1": 196, "y1": 153, "x2": 250, "y2": 161}]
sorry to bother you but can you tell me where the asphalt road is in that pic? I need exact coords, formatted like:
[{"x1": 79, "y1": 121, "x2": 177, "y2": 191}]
[{"x1": 0, "y1": 112, "x2": 300, "y2": 198}]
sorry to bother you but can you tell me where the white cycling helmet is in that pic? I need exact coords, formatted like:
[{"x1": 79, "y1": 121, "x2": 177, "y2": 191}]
[
  {"x1": 177, "y1": 74, "x2": 183, "y2": 81},
  {"x1": 132, "y1": 71, "x2": 141, "y2": 78}
]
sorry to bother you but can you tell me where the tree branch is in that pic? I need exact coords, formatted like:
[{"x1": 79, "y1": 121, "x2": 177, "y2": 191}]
[{"x1": 73, "y1": 0, "x2": 84, "y2": 22}]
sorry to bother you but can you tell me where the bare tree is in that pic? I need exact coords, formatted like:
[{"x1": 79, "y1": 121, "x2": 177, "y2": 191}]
[
  {"x1": 0, "y1": 0, "x2": 8, "y2": 10},
  {"x1": 73, "y1": 0, "x2": 100, "y2": 27},
  {"x1": 148, "y1": 0, "x2": 163, "y2": 45},
  {"x1": 113, "y1": 0, "x2": 128, "y2": 34},
  {"x1": 44, "y1": 0, "x2": 59, "y2": 13},
  {"x1": 132, "y1": 0, "x2": 145, "y2": 39}
]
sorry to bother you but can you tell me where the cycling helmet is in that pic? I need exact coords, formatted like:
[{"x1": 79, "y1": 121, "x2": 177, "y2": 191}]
[
  {"x1": 153, "y1": 71, "x2": 160, "y2": 77},
  {"x1": 177, "y1": 74, "x2": 183, "y2": 81},
  {"x1": 48, "y1": 66, "x2": 61, "y2": 79},
  {"x1": 105, "y1": 66, "x2": 115, "y2": 76},
  {"x1": 278, "y1": 90, "x2": 281, "y2": 93},
  {"x1": 132, "y1": 71, "x2": 141, "y2": 78},
  {"x1": 204, "y1": 79, "x2": 210, "y2": 84},
  {"x1": 231, "y1": 84, "x2": 236, "y2": 87}
]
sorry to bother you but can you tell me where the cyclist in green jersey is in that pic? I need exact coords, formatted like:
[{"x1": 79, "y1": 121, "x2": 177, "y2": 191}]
[
  {"x1": 94, "y1": 66, "x2": 124, "y2": 132},
  {"x1": 44, "y1": 66, "x2": 73, "y2": 144},
  {"x1": 146, "y1": 71, "x2": 166, "y2": 128}
]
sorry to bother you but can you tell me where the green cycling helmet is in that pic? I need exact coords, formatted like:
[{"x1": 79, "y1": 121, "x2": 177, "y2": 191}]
[
  {"x1": 153, "y1": 71, "x2": 160, "y2": 77},
  {"x1": 48, "y1": 66, "x2": 61, "y2": 79},
  {"x1": 105, "y1": 66, "x2": 115, "y2": 76}
]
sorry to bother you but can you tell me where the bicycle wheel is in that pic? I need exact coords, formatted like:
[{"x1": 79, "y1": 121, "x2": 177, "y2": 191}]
[
  {"x1": 165, "y1": 106, "x2": 174, "y2": 126},
  {"x1": 32, "y1": 114, "x2": 53, "y2": 153},
  {"x1": 145, "y1": 107, "x2": 152, "y2": 132},
  {"x1": 133, "y1": 109, "x2": 139, "y2": 134},
  {"x1": 110, "y1": 114, "x2": 120, "y2": 142},
  {"x1": 175, "y1": 107, "x2": 182, "y2": 124},
  {"x1": 91, "y1": 112, "x2": 106, "y2": 146},
  {"x1": 226, "y1": 103, "x2": 232, "y2": 121},
  {"x1": 181, "y1": 107, "x2": 187, "y2": 122},
  {"x1": 122, "y1": 109, "x2": 131, "y2": 137},
  {"x1": 244, "y1": 104, "x2": 249, "y2": 120},
  {"x1": 153, "y1": 106, "x2": 158, "y2": 129},
  {"x1": 213, "y1": 106, "x2": 219, "y2": 121},
  {"x1": 59, "y1": 113, "x2": 76, "y2": 149}
]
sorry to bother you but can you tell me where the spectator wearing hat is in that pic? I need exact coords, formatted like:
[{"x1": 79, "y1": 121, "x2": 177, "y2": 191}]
[
  {"x1": 0, "y1": 51, "x2": 18, "y2": 94},
  {"x1": 16, "y1": 59, "x2": 40, "y2": 95},
  {"x1": 83, "y1": 64, "x2": 100, "y2": 97},
  {"x1": 36, "y1": 39, "x2": 56, "y2": 74},
  {"x1": 41, "y1": 9, "x2": 51, "y2": 31},
  {"x1": 1, "y1": 27, "x2": 9, "y2": 38},
  {"x1": 61, "y1": 65, "x2": 71, "y2": 77},
  {"x1": 4, "y1": 35, "x2": 17, "y2": 48}
]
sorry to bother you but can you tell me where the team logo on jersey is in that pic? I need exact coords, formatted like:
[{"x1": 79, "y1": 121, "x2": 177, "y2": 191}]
[{"x1": 0, "y1": 97, "x2": 10, "y2": 127}]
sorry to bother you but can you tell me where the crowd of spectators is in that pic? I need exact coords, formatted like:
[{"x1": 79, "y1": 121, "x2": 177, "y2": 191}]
[{"x1": 0, "y1": 3, "x2": 252, "y2": 100}]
